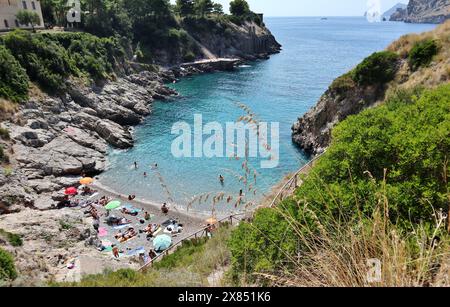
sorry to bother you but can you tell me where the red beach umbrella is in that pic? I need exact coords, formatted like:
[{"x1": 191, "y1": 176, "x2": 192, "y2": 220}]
[{"x1": 64, "y1": 187, "x2": 78, "y2": 195}]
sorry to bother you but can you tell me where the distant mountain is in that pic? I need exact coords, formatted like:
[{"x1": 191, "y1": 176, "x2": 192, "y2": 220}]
[
  {"x1": 390, "y1": 0, "x2": 450, "y2": 24},
  {"x1": 383, "y1": 3, "x2": 407, "y2": 19}
]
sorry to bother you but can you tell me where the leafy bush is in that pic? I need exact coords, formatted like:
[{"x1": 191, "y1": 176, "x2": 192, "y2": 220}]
[
  {"x1": 0, "y1": 145, "x2": 7, "y2": 163},
  {"x1": 0, "y1": 248, "x2": 17, "y2": 281},
  {"x1": 296, "y1": 84, "x2": 450, "y2": 226},
  {"x1": 0, "y1": 127, "x2": 10, "y2": 140},
  {"x1": 408, "y1": 39, "x2": 439, "y2": 71},
  {"x1": 2, "y1": 30, "x2": 75, "y2": 92},
  {"x1": 352, "y1": 51, "x2": 399, "y2": 85},
  {"x1": 228, "y1": 207, "x2": 297, "y2": 284},
  {"x1": 1, "y1": 31, "x2": 126, "y2": 93},
  {"x1": 0, "y1": 229, "x2": 23, "y2": 247},
  {"x1": 0, "y1": 45, "x2": 29, "y2": 103}
]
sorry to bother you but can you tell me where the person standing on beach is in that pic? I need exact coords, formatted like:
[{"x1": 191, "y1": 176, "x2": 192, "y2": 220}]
[
  {"x1": 134, "y1": 161, "x2": 138, "y2": 169},
  {"x1": 161, "y1": 203, "x2": 169, "y2": 215},
  {"x1": 112, "y1": 245, "x2": 120, "y2": 259}
]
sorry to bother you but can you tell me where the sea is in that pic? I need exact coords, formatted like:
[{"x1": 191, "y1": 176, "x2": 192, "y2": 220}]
[{"x1": 98, "y1": 17, "x2": 435, "y2": 213}]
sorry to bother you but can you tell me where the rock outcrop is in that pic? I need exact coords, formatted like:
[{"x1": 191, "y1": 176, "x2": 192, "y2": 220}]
[
  {"x1": 183, "y1": 20, "x2": 281, "y2": 61},
  {"x1": 0, "y1": 71, "x2": 177, "y2": 211},
  {"x1": 390, "y1": 0, "x2": 450, "y2": 24},
  {"x1": 292, "y1": 79, "x2": 386, "y2": 155}
]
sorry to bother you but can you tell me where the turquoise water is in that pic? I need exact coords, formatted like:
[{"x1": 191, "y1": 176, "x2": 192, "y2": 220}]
[{"x1": 99, "y1": 17, "x2": 435, "y2": 213}]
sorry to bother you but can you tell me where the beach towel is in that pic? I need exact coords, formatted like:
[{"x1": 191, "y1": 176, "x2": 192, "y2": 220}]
[
  {"x1": 126, "y1": 247, "x2": 146, "y2": 257},
  {"x1": 98, "y1": 227, "x2": 108, "y2": 237},
  {"x1": 113, "y1": 224, "x2": 131, "y2": 230},
  {"x1": 122, "y1": 204, "x2": 141, "y2": 214},
  {"x1": 118, "y1": 235, "x2": 137, "y2": 244},
  {"x1": 89, "y1": 192, "x2": 99, "y2": 199}
]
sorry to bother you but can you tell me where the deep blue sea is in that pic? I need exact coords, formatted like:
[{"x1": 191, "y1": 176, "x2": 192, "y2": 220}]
[{"x1": 99, "y1": 17, "x2": 435, "y2": 213}]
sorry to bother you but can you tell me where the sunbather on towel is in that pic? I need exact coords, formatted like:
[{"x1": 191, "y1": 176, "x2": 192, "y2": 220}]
[
  {"x1": 118, "y1": 228, "x2": 137, "y2": 243},
  {"x1": 120, "y1": 207, "x2": 139, "y2": 216},
  {"x1": 119, "y1": 217, "x2": 131, "y2": 225}
]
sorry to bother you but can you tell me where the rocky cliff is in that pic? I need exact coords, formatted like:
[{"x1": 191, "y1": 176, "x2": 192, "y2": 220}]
[
  {"x1": 390, "y1": 0, "x2": 450, "y2": 24},
  {"x1": 183, "y1": 19, "x2": 281, "y2": 61},
  {"x1": 292, "y1": 21, "x2": 450, "y2": 155}
]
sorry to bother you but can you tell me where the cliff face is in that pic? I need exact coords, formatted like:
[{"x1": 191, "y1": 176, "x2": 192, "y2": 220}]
[
  {"x1": 184, "y1": 20, "x2": 281, "y2": 61},
  {"x1": 390, "y1": 0, "x2": 450, "y2": 24},
  {"x1": 292, "y1": 81, "x2": 385, "y2": 155},
  {"x1": 151, "y1": 19, "x2": 281, "y2": 65},
  {"x1": 292, "y1": 21, "x2": 450, "y2": 155}
]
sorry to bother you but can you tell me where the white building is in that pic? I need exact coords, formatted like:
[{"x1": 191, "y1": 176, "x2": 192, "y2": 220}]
[{"x1": 0, "y1": 0, "x2": 45, "y2": 31}]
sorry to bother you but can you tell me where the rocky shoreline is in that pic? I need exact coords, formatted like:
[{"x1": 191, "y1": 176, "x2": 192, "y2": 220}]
[{"x1": 0, "y1": 45, "x2": 280, "y2": 284}]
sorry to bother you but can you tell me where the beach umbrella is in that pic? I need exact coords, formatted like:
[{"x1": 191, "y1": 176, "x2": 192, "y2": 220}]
[
  {"x1": 64, "y1": 187, "x2": 78, "y2": 195},
  {"x1": 205, "y1": 217, "x2": 218, "y2": 225},
  {"x1": 153, "y1": 234, "x2": 172, "y2": 252},
  {"x1": 105, "y1": 200, "x2": 121, "y2": 210},
  {"x1": 79, "y1": 177, "x2": 94, "y2": 185}
]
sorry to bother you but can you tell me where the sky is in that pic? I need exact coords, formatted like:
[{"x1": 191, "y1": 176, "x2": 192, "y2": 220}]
[{"x1": 171, "y1": 0, "x2": 410, "y2": 17}]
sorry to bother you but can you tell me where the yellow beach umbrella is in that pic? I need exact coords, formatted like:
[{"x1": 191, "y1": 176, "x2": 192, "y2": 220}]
[{"x1": 79, "y1": 177, "x2": 94, "y2": 185}]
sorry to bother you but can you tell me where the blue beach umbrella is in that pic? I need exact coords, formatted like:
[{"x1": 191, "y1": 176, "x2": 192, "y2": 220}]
[{"x1": 153, "y1": 234, "x2": 172, "y2": 252}]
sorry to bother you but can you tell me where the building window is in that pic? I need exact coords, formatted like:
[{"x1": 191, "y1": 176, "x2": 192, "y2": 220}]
[
  {"x1": 32, "y1": 1, "x2": 36, "y2": 10},
  {"x1": 4, "y1": 20, "x2": 9, "y2": 28},
  {"x1": 22, "y1": 1, "x2": 27, "y2": 9},
  {"x1": 15, "y1": 20, "x2": 19, "y2": 27}
]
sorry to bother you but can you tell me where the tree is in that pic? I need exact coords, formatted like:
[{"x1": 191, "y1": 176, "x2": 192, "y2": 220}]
[
  {"x1": 16, "y1": 10, "x2": 41, "y2": 31},
  {"x1": 193, "y1": 0, "x2": 214, "y2": 17},
  {"x1": 175, "y1": 0, "x2": 194, "y2": 17},
  {"x1": 212, "y1": 3, "x2": 224, "y2": 15},
  {"x1": 230, "y1": 0, "x2": 250, "y2": 17}
]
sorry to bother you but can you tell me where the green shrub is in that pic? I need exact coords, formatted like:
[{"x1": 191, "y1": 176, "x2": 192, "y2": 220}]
[
  {"x1": 0, "y1": 31, "x2": 126, "y2": 93},
  {"x1": 0, "y1": 145, "x2": 9, "y2": 163},
  {"x1": 0, "y1": 229, "x2": 23, "y2": 247},
  {"x1": 7, "y1": 233, "x2": 23, "y2": 247},
  {"x1": 183, "y1": 51, "x2": 196, "y2": 62},
  {"x1": 0, "y1": 45, "x2": 29, "y2": 103},
  {"x1": 2, "y1": 166, "x2": 13, "y2": 177},
  {"x1": 296, "y1": 84, "x2": 450, "y2": 226},
  {"x1": 228, "y1": 207, "x2": 297, "y2": 284},
  {"x1": 408, "y1": 39, "x2": 439, "y2": 71},
  {"x1": 0, "y1": 248, "x2": 17, "y2": 281},
  {"x1": 352, "y1": 51, "x2": 399, "y2": 85},
  {"x1": 0, "y1": 127, "x2": 10, "y2": 140},
  {"x1": 2, "y1": 30, "x2": 75, "y2": 92}
]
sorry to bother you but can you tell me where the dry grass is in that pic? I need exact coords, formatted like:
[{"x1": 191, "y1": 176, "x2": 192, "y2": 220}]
[
  {"x1": 388, "y1": 20, "x2": 450, "y2": 88},
  {"x1": 0, "y1": 99, "x2": 18, "y2": 121},
  {"x1": 252, "y1": 173, "x2": 449, "y2": 287}
]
